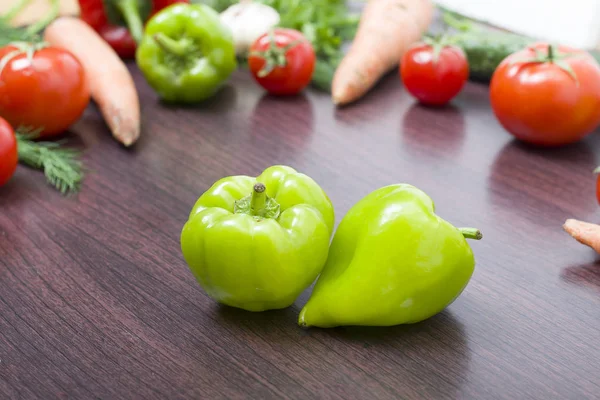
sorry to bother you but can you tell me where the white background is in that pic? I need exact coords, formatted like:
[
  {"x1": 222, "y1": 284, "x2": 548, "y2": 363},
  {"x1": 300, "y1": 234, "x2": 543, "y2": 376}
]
[{"x1": 435, "y1": 0, "x2": 600, "y2": 49}]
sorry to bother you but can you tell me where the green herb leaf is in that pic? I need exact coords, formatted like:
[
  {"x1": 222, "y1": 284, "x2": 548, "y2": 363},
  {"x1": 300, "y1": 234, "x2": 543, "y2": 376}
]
[{"x1": 16, "y1": 127, "x2": 85, "y2": 195}]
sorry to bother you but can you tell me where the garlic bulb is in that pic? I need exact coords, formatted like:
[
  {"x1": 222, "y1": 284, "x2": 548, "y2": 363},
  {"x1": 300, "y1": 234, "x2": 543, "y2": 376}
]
[{"x1": 220, "y1": 2, "x2": 281, "y2": 56}]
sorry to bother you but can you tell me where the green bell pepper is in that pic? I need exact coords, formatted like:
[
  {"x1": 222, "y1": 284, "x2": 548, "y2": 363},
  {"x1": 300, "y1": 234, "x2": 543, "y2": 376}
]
[
  {"x1": 180, "y1": 166, "x2": 335, "y2": 312},
  {"x1": 135, "y1": 3, "x2": 237, "y2": 103},
  {"x1": 299, "y1": 184, "x2": 482, "y2": 328}
]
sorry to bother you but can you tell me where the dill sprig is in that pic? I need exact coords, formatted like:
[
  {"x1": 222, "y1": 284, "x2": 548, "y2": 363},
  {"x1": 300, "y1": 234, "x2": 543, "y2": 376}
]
[{"x1": 16, "y1": 128, "x2": 85, "y2": 195}]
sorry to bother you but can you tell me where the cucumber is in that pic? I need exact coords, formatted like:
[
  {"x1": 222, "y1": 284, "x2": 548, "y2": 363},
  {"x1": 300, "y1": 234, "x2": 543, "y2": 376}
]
[
  {"x1": 440, "y1": 11, "x2": 600, "y2": 83},
  {"x1": 454, "y1": 31, "x2": 530, "y2": 82}
]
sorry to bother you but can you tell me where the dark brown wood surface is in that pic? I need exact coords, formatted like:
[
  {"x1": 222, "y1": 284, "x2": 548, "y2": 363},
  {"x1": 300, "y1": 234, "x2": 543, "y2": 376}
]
[{"x1": 2, "y1": 62, "x2": 600, "y2": 400}]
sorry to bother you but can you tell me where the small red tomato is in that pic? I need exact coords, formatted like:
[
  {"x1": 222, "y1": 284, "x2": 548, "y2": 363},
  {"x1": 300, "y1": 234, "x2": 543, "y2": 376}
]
[
  {"x1": 0, "y1": 44, "x2": 90, "y2": 138},
  {"x1": 0, "y1": 117, "x2": 18, "y2": 187},
  {"x1": 490, "y1": 43, "x2": 600, "y2": 147},
  {"x1": 400, "y1": 41, "x2": 469, "y2": 106},
  {"x1": 248, "y1": 28, "x2": 316, "y2": 95}
]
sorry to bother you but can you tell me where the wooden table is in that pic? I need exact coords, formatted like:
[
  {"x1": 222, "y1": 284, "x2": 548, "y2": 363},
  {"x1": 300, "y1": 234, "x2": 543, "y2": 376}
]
[{"x1": 2, "y1": 62, "x2": 600, "y2": 399}]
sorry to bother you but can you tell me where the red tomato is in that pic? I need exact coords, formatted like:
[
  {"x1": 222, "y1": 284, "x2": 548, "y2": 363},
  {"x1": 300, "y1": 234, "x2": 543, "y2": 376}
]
[
  {"x1": 248, "y1": 29, "x2": 315, "y2": 95},
  {"x1": 400, "y1": 42, "x2": 469, "y2": 106},
  {"x1": 0, "y1": 45, "x2": 90, "y2": 138},
  {"x1": 490, "y1": 43, "x2": 600, "y2": 147},
  {"x1": 0, "y1": 117, "x2": 18, "y2": 187}
]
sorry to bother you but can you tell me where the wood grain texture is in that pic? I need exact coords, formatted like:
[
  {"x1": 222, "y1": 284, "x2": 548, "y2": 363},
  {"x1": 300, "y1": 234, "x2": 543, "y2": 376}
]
[{"x1": 2, "y1": 62, "x2": 600, "y2": 399}]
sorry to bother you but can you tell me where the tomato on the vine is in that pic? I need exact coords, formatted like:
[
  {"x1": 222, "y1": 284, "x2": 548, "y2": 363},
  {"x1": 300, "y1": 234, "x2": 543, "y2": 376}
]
[
  {"x1": 400, "y1": 39, "x2": 469, "y2": 106},
  {"x1": 248, "y1": 28, "x2": 315, "y2": 95},
  {"x1": 0, "y1": 44, "x2": 90, "y2": 138},
  {"x1": 0, "y1": 117, "x2": 18, "y2": 187},
  {"x1": 490, "y1": 43, "x2": 600, "y2": 147}
]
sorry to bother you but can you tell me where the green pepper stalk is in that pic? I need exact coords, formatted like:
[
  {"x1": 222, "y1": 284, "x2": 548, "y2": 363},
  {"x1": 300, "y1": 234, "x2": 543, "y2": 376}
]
[
  {"x1": 459, "y1": 227, "x2": 483, "y2": 240},
  {"x1": 250, "y1": 183, "x2": 267, "y2": 215},
  {"x1": 135, "y1": 3, "x2": 238, "y2": 104},
  {"x1": 152, "y1": 33, "x2": 192, "y2": 56},
  {"x1": 234, "y1": 182, "x2": 281, "y2": 219}
]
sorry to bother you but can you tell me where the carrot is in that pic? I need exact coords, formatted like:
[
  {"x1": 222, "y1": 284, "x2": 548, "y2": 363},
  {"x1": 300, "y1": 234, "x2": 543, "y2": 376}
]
[
  {"x1": 332, "y1": 0, "x2": 434, "y2": 106},
  {"x1": 43, "y1": 17, "x2": 140, "y2": 147},
  {"x1": 563, "y1": 218, "x2": 600, "y2": 253}
]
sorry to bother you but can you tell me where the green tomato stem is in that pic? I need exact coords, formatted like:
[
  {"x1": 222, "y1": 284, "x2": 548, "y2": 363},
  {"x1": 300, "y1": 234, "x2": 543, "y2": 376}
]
[
  {"x1": 547, "y1": 43, "x2": 554, "y2": 63},
  {"x1": 459, "y1": 227, "x2": 483, "y2": 240},
  {"x1": 116, "y1": 0, "x2": 145, "y2": 44},
  {"x1": 251, "y1": 183, "x2": 267, "y2": 216}
]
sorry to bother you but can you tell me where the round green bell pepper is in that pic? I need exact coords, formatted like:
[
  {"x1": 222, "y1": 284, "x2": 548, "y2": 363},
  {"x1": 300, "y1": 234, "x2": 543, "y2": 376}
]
[
  {"x1": 135, "y1": 3, "x2": 237, "y2": 103},
  {"x1": 299, "y1": 184, "x2": 482, "y2": 328},
  {"x1": 180, "y1": 166, "x2": 335, "y2": 312}
]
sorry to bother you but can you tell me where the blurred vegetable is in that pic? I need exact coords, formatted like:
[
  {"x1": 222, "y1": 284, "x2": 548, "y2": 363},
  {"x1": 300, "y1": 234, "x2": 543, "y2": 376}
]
[
  {"x1": 249, "y1": 28, "x2": 315, "y2": 95},
  {"x1": 400, "y1": 37, "x2": 468, "y2": 106},
  {"x1": 440, "y1": 11, "x2": 600, "y2": 83},
  {"x1": 44, "y1": 17, "x2": 141, "y2": 147},
  {"x1": 16, "y1": 127, "x2": 85, "y2": 195},
  {"x1": 77, "y1": 0, "x2": 190, "y2": 58},
  {"x1": 136, "y1": 3, "x2": 237, "y2": 103},
  {"x1": 0, "y1": 117, "x2": 18, "y2": 187},
  {"x1": 490, "y1": 43, "x2": 600, "y2": 147},
  {"x1": 439, "y1": 12, "x2": 534, "y2": 82},
  {"x1": 220, "y1": 2, "x2": 280, "y2": 55},
  {"x1": 564, "y1": 219, "x2": 600, "y2": 254},
  {"x1": 259, "y1": 0, "x2": 360, "y2": 92},
  {"x1": 332, "y1": 0, "x2": 434, "y2": 105},
  {"x1": 0, "y1": 43, "x2": 90, "y2": 138},
  {"x1": 0, "y1": 0, "x2": 60, "y2": 46},
  {"x1": 196, "y1": 0, "x2": 359, "y2": 91}
]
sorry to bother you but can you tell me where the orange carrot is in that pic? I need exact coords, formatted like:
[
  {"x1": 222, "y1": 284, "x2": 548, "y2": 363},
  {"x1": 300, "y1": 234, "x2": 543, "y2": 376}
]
[
  {"x1": 332, "y1": 0, "x2": 434, "y2": 106},
  {"x1": 43, "y1": 17, "x2": 140, "y2": 147},
  {"x1": 563, "y1": 218, "x2": 600, "y2": 253}
]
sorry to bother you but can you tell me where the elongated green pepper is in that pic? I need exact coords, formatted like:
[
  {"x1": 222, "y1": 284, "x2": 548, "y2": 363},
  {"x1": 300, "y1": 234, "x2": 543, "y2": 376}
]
[
  {"x1": 299, "y1": 184, "x2": 482, "y2": 328},
  {"x1": 181, "y1": 166, "x2": 335, "y2": 312},
  {"x1": 135, "y1": 3, "x2": 237, "y2": 103}
]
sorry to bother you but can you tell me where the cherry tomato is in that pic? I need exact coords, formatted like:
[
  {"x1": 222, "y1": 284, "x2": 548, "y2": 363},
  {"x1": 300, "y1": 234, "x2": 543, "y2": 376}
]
[
  {"x1": 0, "y1": 45, "x2": 90, "y2": 138},
  {"x1": 248, "y1": 29, "x2": 315, "y2": 95},
  {"x1": 0, "y1": 117, "x2": 18, "y2": 187},
  {"x1": 400, "y1": 41, "x2": 469, "y2": 106},
  {"x1": 490, "y1": 43, "x2": 600, "y2": 147}
]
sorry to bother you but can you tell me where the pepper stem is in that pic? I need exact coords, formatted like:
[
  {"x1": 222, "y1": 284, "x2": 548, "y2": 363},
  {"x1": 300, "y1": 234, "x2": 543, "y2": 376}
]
[
  {"x1": 116, "y1": 0, "x2": 145, "y2": 44},
  {"x1": 153, "y1": 33, "x2": 191, "y2": 57},
  {"x1": 251, "y1": 183, "x2": 267, "y2": 216},
  {"x1": 459, "y1": 227, "x2": 483, "y2": 240}
]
